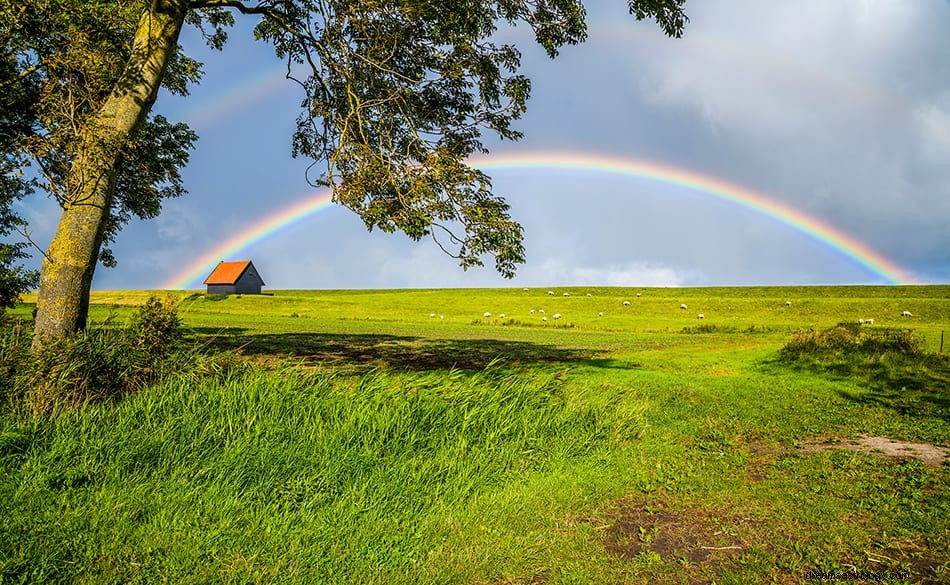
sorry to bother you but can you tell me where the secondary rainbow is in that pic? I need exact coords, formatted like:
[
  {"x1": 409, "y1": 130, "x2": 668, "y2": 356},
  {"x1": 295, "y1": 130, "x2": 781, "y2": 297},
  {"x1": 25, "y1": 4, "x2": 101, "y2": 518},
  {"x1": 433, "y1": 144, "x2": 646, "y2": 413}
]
[{"x1": 163, "y1": 151, "x2": 918, "y2": 289}]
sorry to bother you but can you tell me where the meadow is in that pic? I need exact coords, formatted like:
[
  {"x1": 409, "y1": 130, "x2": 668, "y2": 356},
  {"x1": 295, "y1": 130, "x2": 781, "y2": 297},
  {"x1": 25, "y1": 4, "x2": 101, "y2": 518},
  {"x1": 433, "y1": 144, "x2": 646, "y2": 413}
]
[{"x1": 1, "y1": 285, "x2": 948, "y2": 584}]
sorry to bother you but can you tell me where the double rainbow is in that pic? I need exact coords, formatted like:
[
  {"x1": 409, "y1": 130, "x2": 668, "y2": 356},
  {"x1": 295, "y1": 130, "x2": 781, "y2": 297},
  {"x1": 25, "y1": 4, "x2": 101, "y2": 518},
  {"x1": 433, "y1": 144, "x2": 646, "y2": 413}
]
[{"x1": 162, "y1": 151, "x2": 918, "y2": 289}]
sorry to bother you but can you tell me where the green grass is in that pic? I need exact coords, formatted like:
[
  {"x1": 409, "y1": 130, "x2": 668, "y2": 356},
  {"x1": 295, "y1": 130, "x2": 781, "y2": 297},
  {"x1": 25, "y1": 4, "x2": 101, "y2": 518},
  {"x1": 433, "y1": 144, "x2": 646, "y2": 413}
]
[{"x1": 2, "y1": 286, "x2": 949, "y2": 583}]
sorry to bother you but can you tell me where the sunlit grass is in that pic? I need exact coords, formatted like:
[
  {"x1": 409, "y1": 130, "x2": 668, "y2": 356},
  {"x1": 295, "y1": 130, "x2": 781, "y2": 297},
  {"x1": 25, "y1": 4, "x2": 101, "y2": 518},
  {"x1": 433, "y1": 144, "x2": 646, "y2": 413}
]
[{"x1": 3, "y1": 285, "x2": 949, "y2": 583}]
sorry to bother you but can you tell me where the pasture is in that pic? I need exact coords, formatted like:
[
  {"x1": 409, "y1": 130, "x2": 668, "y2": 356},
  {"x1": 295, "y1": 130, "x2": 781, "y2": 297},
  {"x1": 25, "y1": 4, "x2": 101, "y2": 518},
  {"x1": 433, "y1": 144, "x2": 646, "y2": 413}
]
[{"x1": 2, "y1": 285, "x2": 948, "y2": 584}]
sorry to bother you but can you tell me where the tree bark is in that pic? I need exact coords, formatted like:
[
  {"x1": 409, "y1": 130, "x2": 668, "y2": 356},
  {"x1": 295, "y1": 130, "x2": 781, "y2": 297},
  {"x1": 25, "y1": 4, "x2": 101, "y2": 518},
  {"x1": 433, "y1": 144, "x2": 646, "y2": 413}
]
[{"x1": 32, "y1": 0, "x2": 188, "y2": 346}]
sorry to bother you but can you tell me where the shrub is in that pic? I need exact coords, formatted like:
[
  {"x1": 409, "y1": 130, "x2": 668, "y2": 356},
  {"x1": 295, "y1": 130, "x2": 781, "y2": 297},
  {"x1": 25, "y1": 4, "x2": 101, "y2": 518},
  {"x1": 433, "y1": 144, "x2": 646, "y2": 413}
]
[
  {"x1": 782, "y1": 324, "x2": 922, "y2": 358},
  {"x1": 129, "y1": 295, "x2": 182, "y2": 358},
  {"x1": 13, "y1": 296, "x2": 185, "y2": 415}
]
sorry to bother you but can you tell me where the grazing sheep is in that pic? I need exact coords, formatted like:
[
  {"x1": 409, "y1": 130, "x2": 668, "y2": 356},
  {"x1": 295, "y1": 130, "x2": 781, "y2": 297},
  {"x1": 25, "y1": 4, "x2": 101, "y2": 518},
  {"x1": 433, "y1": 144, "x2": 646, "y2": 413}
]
[
  {"x1": 598, "y1": 311, "x2": 604, "y2": 317},
  {"x1": 522, "y1": 288, "x2": 529, "y2": 291},
  {"x1": 901, "y1": 311, "x2": 913, "y2": 317},
  {"x1": 529, "y1": 309, "x2": 535, "y2": 315},
  {"x1": 586, "y1": 293, "x2": 592, "y2": 297},
  {"x1": 552, "y1": 313, "x2": 562, "y2": 320},
  {"x1": 865, "y1": 318, "x2": 874, "y2": 325},
  {"x1": 697, "y1": 313, "x2": 704, "y2": 319},
  {"x1": 499, "y1": 314, "x2": 506, "y2": 319},
  {"x1": 680, "y1": 304, "x2": 688, "y2": 310},
  {"x1": 636, "y1": 292, "x2": 642, "y2": 297},
  {"x1": 858, "y1": 319, "x2": 865, "y2": 325},
  {"x1": 547, "y1": 290, "x2": 555, "y2": 295},
  {"x1": 538, "y1": 309, "x2": 545, "y2": 314},
  {"x1": 785, "y1": 300, "x2": 792, "y2": 307},
  {"x1": 563, "y1": 292, "x2": 570, "y2": 297},
  {"x1": 541, "y1": 316, "x2": 548, "y2": 322},
  {"x1": 622, "y1": 300, "x2": 631, "y2": 307},
  {"x1": 429, "y1": 313, "x2": 436, "y2": 318},
  {"x1": 483, "y1": 312, "x2": 492, "y2": 318}
]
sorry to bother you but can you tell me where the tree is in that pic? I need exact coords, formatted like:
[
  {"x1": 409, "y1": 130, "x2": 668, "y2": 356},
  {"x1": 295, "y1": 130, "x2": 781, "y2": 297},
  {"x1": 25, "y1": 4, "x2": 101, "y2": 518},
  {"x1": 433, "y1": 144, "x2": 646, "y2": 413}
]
[
  {"x1": 0, "y1": 43, "x2": 40, "y2": 309},
  {"x1": 3, "y1": 0, "x2": 686, "y2": 344}
]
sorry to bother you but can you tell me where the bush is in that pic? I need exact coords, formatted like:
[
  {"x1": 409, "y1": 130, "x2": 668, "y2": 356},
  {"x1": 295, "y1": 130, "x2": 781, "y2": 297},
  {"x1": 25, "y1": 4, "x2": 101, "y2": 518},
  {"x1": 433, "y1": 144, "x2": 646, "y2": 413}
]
[
  {"x1": 782, "y1": 324, "x2": 922, "y2": 358},
  {"x1": 5, "y1": 296, "x2": 187, "y2": 415}
]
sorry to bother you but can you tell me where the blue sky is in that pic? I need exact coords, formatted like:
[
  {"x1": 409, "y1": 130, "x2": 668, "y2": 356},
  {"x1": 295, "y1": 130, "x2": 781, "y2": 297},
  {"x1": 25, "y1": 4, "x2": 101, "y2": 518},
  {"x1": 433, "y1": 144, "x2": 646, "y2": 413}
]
[{"x1": 18, "y1": 1, "x2": 950, "y2": 289}]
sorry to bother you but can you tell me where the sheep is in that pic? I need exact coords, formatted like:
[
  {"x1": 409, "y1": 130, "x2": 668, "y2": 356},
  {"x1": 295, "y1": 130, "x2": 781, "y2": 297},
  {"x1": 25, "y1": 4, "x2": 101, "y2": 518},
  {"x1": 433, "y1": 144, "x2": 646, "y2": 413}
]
[
  {"x1": 865, "y1": 318, "x2": 874, "y2": 325},
  {"x1": 636, "y1": 292, "x2": 642, "y2": 297},
  {"x1": 858, "y1": 319, "x2": 865, "y2": 325},
  {"x1": 538, "y1": 309, "x2": 545, "y2": 314},
  {"x1": 586, "y1": 293, "x2": 592, "y2": 297},
  {"x1": 785, "y1": 300, "x2": 792, "y2": 307},
  {"x1": 901, "y1": 311, "x2": 913, "y2": 317},
  {"x1": 622, "y1": 300, "x2": 631, "y2": 307},
  {"x1": 541, "y1": 316, "x2": 548, "y2": 322},
  {"x1": 598, "y1": 311, "x2": 604, "y2": 317},
  {"x1": 499, "y1": 313, "x2": 506, "y2": 319},
  {"x1": 563, "y1": 292, "x2": 570, "y2": 297},
  {"x1": 522, "y1": 287, "x2": 529, "y2": 292},
  {"x1": 680, "y1": 304, "x2": 688, "y2": 310},
  {"x1": 552, "y1": 313, "x2": 562, "y2": 320},
  {"x1": 483, "y1": 312, "x2": 492, "y2": 318},
  {"x1": 697, "y1": 313, "x2": 704, "y2": 319},
  {"x1": 529, "y1": 309, "x2": 535, "y2": 315},
  {"x1": 429, "y1": 313, "x2": 436, "y2": 318},
  {"x1": 547, "y1": 290, "x2": 555, "y2": 295}
]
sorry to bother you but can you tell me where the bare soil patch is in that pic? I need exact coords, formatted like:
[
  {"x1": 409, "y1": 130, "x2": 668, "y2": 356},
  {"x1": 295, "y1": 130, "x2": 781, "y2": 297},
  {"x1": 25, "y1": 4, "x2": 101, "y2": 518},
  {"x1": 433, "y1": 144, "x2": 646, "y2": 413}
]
[
  {"x1": 798, "y1": 435, "x2": 948, "y2": 467},
  {"x1": 587, "y1": 498, "x2": 765, "y2": 582}
]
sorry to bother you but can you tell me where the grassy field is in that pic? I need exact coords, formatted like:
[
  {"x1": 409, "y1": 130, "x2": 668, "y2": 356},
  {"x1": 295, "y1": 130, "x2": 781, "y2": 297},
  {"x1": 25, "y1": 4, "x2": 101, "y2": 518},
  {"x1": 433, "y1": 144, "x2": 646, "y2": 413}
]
[{"x1": 2, "y1": 286, "x2": 949, "y2": 584}]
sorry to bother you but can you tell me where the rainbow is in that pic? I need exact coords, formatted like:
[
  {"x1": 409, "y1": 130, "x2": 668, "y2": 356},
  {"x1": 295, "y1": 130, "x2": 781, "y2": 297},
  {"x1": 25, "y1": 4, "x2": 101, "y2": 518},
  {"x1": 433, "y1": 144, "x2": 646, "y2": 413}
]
[
  {"x1": 162, "y1": 151, "x2": 919, "y2": 289},
  {"x1": 164, "y1": 189, "x2": 336, "y2": 290}
]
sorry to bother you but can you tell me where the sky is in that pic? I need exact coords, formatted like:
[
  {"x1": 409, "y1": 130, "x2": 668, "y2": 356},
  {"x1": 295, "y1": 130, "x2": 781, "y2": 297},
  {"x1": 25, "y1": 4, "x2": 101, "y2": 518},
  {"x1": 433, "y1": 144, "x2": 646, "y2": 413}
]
[{"x1": 17, "y1": 0, "x2": 950, "y2": 289}]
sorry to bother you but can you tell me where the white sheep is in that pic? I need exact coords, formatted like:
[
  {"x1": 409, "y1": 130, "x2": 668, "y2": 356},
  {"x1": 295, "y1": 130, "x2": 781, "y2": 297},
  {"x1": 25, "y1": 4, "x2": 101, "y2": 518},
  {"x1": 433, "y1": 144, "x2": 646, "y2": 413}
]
[
  {"x1": 552, "y1": 313, "x2": 562, "y2": 320},
  {"x1": 858, "y1": 319, "x2": 865, "y2": 325},
  {"x1": 499, "y1": 313, "x2": 506, "y2": 319},
  {"x1": 563, "y1": 292, "x2": 570, "y2": 297},
  {"x1": 901, "y1": 311, "x2": 913, "y2": 317},
  {"x1": 680, "y1": 304, "x2": 688, "y2": 310},
  {"x1": 586, "y1": 293, "x2": 592, "y2": 297},
  {"x1": 429, "y1": 313, "x2": 436, "y2": 318},
  {"x1": 529, "y1": 309, "x2": 535, "y2": 315},
  {"x1": 538, "y1": 309, "x2": 545, "y2": 314},
  {"x1": 622, "y1": 300, "x2": 631, "y2": 307},
  {"x1": 598, "y1": 311, "x2": 604, "y2": 317},
  {"x1": 547, "y1": 290, "x2": 555, "y2": 296},
  {"x1": 785, "y1": 300, "x2": 792, "y2": 307},
  {"x1": 865, "y1": 318, "x2": 874, "y2": 325},
  {"x1": 483, "y1": 312, "x2": 492, "y2": 318},
  {"x1": 697, "y1": 313, "x2": 704, "y2": 319},
  {"x1": 522, "y1": 287, "x2": 529, "y2": 292},
  {"x1": 541, "y1": 316, "x2": 548, "y2": 322},
  {"x1": 636, "y1": 292, "x2": 642, "y2": 297}
]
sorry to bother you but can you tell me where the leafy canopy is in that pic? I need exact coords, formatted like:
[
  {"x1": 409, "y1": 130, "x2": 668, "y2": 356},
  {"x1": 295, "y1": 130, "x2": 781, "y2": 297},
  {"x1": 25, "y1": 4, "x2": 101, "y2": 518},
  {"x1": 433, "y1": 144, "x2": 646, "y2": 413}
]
[{"x1": 3, "y1": 0, "x2": 686, "y2": 280}]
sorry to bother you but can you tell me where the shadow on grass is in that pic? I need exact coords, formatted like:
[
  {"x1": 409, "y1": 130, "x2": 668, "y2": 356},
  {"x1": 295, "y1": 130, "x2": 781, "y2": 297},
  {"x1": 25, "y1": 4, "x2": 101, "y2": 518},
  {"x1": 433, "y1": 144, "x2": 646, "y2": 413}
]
[
  {"x1": 770, "y1": 352, "x2": 950, "y2": 424},
  {"x1": 190, "y1": 331, "x2": 608, "y2": 371},
  {"x1": 833, "y1": 355, "x2": 950, "y2": 424}
]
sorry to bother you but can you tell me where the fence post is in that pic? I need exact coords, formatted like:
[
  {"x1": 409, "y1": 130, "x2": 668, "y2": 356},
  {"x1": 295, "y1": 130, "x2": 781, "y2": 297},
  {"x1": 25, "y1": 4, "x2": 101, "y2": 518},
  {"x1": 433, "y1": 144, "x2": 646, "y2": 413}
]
[{"x1": 941, "y1": 330, "x2": 945, "y2": 354}]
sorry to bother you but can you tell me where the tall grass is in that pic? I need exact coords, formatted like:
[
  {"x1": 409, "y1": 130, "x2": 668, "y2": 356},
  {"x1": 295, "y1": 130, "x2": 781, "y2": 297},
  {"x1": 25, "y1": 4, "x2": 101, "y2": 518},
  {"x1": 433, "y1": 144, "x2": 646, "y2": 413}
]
[{"x1": 0, "y1": 364, "x2": 645, "y2": 583}]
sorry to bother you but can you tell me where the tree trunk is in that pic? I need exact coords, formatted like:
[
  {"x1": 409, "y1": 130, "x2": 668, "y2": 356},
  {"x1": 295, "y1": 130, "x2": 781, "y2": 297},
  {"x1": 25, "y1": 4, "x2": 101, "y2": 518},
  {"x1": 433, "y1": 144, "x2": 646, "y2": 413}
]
[{"x1": 32, "y1": 0, "x2": 188, "y2": 346}]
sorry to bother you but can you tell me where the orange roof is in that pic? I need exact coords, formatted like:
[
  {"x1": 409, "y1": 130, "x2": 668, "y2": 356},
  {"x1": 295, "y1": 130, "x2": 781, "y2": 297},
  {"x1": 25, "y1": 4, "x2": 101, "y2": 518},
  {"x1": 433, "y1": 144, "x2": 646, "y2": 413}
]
[{"x1": 203, "y1": 261, "x2": 253, "y2": 285}]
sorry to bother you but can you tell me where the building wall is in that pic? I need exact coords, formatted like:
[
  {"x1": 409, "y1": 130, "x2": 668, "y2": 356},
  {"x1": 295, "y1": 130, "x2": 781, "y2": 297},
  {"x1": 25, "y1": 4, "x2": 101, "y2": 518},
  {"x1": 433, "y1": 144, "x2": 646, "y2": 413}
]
[
  {"x1": 206, "y1": 284, "x2": 236, "y2": 294},
  {"x1": 233, "y1": 277, "x2": 261, "y2": 294}
]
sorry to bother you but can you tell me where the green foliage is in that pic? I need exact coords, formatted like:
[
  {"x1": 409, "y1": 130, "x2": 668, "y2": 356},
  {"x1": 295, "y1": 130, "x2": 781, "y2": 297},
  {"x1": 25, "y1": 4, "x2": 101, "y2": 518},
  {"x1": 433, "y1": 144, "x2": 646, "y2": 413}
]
[
  {"x1": 1, "y1": 0, "x2": 199, "y2": 268},
  {"x1": 3, "y1": 296, "x2": 185, "y2": 415},
  {"x1": 782, "y1": 324, "x2": 923, "y2": 357}
]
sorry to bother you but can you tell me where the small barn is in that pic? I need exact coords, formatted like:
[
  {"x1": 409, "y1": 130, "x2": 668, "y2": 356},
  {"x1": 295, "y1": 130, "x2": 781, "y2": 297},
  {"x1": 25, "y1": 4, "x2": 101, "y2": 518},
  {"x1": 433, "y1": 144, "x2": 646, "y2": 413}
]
[{"x1": 203, "y1": 260, "x2": 265, "y2": 295}]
